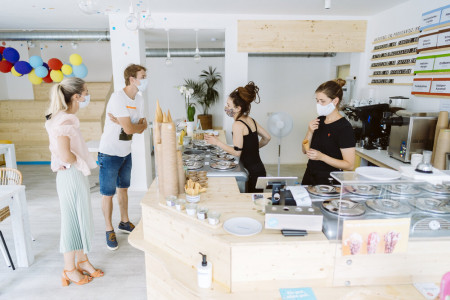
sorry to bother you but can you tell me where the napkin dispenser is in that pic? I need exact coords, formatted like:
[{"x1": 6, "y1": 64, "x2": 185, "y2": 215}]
[{"x1": 264, "y1": 205, "x2": 323, "y2": 231}]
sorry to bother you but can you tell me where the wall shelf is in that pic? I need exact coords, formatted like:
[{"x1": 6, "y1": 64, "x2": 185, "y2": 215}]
[
  {"x1": 371, "y1": 53, "x2": 417, "y2": 61},
  {"x1": 372, "y1": 30, "x2": 420, "y2": 44},
  {"x1": 368, "y1": 83, "x2": 413, "y2": 86},
  {"x1": 422, "y1": 23, "x2": 450, "y2": 33},
  {"x1": 418, "y1": 46, "x2": 450, "y2": 55},
  {"x1": 372, "y1": 42, "x2": 418, "y2": 53},
  {"x1": 369, "y1": 74, "x2": 414, "y2": 77},
  {"x1": 370, "y1": 63, "x2": 416, "y2": 69},
  {"x1": 415, "y1": 71, "x2": 450, "y2": 75},
  {"x1": 412, "y1": 94, "x2": 450, "y2": 99}
]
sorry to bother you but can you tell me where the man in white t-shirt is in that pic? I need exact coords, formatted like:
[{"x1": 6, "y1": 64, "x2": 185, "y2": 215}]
[{"x1": 98, "y1": 64, "x2": 148, "y2": 251}]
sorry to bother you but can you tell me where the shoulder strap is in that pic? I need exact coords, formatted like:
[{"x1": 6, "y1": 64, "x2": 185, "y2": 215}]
[
  {"x1": 237, "y1": 119, "x2": 252, "y2": 132},
  {"x1": 252, "y1": 118, "x2": 257, "y2": 131}
]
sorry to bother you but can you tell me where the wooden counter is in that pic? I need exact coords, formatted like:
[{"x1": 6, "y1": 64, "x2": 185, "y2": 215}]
[
  {"x1": 355, "y1": 148, "x2": 409, "y2": 171},
  {"x1": 129, "y1": 177, "x2": 450, "y2": 299}
]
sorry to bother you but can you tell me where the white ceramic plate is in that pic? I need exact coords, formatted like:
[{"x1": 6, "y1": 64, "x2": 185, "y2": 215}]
[
  {"x1": 223, "y1": 217, "x2": 262, "y2": 236},
  {"x1": 355, "y1": 166, "x2": 401, "y2": 181}
]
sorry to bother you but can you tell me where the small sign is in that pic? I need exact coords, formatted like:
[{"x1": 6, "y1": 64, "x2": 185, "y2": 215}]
[
  {"x1": 430, "y1": 79, "x2": 450, "y2": 94},
  {"x1": 418, "y1": 33, "x2": 438, "y2": 51},
  {"x1": 412, "y1": 79, "x2": 432, "y2": 94},
  {"x1": 440, "y1": 6, "x2": 450, "y2": 25},
  {"x1": 415, "y1": 56, "x2": 435, "y2": 73},
  {"x1": 433, "y1": 54, "x2": 450, "y2": 71},
  {"x1": 341, "y1": 218, "x2": 410, "y2": 256},
  {"x1": 421, "y1": 9, "x2": 442, "y2": 30},
  {"x1": 437, "y1": 29, "x2": 450, "y2": 48},
  {"x1": 279, "y1": 288, "x2": 317, "y2": 300}
]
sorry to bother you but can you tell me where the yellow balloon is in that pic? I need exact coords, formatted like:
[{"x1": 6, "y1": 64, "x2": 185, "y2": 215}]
[
  {"x1": 28, "y1": 69, "x2": 43, "y2": 85},
  {"x1": 50, "y1": 70, "x2": 64, "y2": 83},
  {"x1": 69, "y1": 54, "x2": 82, "y2": 66},
  {"x1": 61, "y1": 64, "x2": 73, "y2": 75},
  {"x1": 11, "y1": 66, "x2": 23, "y2": 77}
]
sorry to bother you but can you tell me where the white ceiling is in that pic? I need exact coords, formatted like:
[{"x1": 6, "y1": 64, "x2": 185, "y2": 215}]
[{"x1": 0, "y1": 0, "x2": 409, "y2": 47}]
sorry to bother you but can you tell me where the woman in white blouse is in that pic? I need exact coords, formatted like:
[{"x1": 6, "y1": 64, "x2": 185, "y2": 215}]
[{"x1": 45, "y1": 78, "x2": 103, "y2": 286}]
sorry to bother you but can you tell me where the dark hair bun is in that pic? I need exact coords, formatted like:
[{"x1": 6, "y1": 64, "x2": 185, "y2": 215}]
[
  {"x1": 334, "y1": 78, "x2": 346, "y2": 87},
  {"x1": 238, "y1": 81, "x2": 260, "y2": 104}
]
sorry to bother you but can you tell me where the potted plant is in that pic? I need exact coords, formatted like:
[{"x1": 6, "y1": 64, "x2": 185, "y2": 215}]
[
  {"x1": 197, "y1": 66, "x2": 222, "y2": 130},
  {"x1": 179, "y1": 81, "x2": 202, "y2": 136}
]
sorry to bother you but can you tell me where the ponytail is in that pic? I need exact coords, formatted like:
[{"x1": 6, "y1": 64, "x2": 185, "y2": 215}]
[{"x1": 46, "y1": 77, "x2": 85, "y2": 119}]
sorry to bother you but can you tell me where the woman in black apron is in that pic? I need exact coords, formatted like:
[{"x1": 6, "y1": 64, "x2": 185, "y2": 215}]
[
  {"x1": 205, "y1": 82, "x2": 271, "y2": 192},
  {"x1": 301, "y1": 79, "x2": 355, "y2": 185}
]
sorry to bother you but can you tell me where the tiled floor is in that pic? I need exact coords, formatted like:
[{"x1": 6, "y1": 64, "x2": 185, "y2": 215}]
[{"x1": 0, "y1": 163, "x2": 306, "y2": 299}]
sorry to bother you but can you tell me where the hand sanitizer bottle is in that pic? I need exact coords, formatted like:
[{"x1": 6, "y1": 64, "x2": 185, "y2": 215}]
[{"x1": 197, "y1": 252, "x2": 212, "y2": 289}]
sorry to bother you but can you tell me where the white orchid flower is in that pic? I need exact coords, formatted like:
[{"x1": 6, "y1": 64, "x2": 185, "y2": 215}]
[{"x1": 188, "y1": 88, "x2": 194, "y2": 94}]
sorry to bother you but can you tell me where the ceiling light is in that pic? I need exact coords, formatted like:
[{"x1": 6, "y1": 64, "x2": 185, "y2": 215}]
[
  {"x1": 165, "y1": 29, "x2": 173, "y2": 66},
  {"x1": 144, "y1": 13, "x2": 155, "y2": 29},
  {"x1": 77, "y1": 0, "x2": 97, "y2": 15},
  {"x1": 125, "y1": 1, "x2": 139, "y2": 31},
  {"x1": 27, "y1": 41, "x2": 35, "y2": 48},
  {"x1": 71, "y1": 42, "x2": 79, "y2": 49},
  {"x1": 210, "y1": 37, "x2": 217, "y2": 42},
  {"x1": 324, "y1": 0, "x2": 331, "y2": 9},
  {"x1": 194, "y1": 29, "x2": 201, "y2": 63}
]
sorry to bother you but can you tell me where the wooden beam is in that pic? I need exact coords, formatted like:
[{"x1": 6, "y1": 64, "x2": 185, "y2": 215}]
[{"x1": 238, "y1": 20, "x2": 367, "y2": 53}]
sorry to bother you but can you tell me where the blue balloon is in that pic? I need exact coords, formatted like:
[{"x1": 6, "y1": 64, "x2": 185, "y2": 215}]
[
  {"x1": 72, "y1": 63, "x2": 88, "y2": 78},
  {"x1": 0, "y1": 53, "x2": 2, "y2": 61},
  {"x1": 14, "y1": 61, "x2": 32, "y2": 75},
  {"x1": 3, "y1": 47, "x2": 20, "y2": 63},
  {"x1": 43, "y1": 62, "x2": 49, "y2": 70},
  {"x1": 29, "y1": 56, "x2": 43, "y2": 68},
  {"x1": 35, "y1": 65, "x2": 48, "y2": 78}
]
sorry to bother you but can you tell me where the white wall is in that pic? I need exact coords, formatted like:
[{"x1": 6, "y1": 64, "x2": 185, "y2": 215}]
[
  {"x1": 359, "y1": 0, "x2": 450, "y2": 112},
  {"x1": 249, "y1": 56, "x2": 332, "y2": 164},
  {"x1": 146, "y1": 57, "x2": 225, "y2": 128}
]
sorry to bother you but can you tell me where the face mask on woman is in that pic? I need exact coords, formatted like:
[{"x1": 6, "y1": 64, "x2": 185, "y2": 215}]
[
  {"x1": 136, "y1": 78, "x2": 148, "y2": 92},
  {"x1": 78, "y1": 94, "x2": 90, "y2": 109},
  {"x1": 316, "y1": 102, "x2": 335, "y2": 116},
  {"x1": 224, "y1": 107, "x2": 235, "y2": 118}
]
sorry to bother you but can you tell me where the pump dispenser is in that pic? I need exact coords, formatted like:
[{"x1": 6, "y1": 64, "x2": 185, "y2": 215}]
[{"x1": 197, "y1": 252, "x2": 212, "y2": 288}]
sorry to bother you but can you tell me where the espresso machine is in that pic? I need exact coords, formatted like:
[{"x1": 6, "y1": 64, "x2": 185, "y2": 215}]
[
  {"x1": 344, "y1": 103, "x2": 391, "y2": 150},
  {"x1": 382, "y1": 111, "x2": 438, "y2": 162}
]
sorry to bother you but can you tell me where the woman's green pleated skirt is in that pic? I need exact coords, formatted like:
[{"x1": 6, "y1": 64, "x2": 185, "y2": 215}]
[{"x1": 56, "y1": 167, "x2": 94, "y2": 254}]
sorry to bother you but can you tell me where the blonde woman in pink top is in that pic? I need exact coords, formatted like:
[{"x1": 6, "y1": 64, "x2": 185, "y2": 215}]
[{"x1": 45, "y1": 78, "x2": 103, "y2": 286}]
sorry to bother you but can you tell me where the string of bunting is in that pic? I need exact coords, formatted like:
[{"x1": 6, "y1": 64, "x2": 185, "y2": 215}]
[{"x1": 0, "y1": 46, "x2": 88, "y2": 85}]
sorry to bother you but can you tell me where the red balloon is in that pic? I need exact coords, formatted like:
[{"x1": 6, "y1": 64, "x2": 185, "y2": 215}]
[
  {"x1": 0, "y1": 46, "x2": 5, "y2": 54},
  {"x1": 42, "y1": 73, "x2": 53, "y2": 83},
  {"x1": 48, "y1": 58, "x2": 63, "y2": 70},
  {"x1": 0, "y1": 60, "x2": 13, "y2": 73}
]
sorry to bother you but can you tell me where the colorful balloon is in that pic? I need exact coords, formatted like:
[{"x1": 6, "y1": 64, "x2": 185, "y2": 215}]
[
  {"x1": 50, "y1": 70, "x2": 64, "y2": 82},
  {"x1": 14, "y1": 61, "x2": 33, "y2": 75},
  {"x1": 0, "y1": 60, "x2": 13, "y2": 73},
  {"x1": 0, "y1": 46, "x2": 5, "y2": 54},
  {"x1": 48, "y1": 58, "x2": 63, "y2": 70},
  {"x1": 3, "y1": 47, "x2": 20, "y2": 63},
  {"x1": 42, "y1": 73, "x2": 53, "y2": 83},
  {"x1": 69, "y1": 53, "x2": 82, "y2": 66},
  {"x1": 11, "y1": 66, "x2": 23, "y2": 77},
  {"x1": 0, "y1": 53, "x2": 2, "y2": 61},
  {"x1": 61, "y1": 64, "x2": 73, "y2": 75},
  {"x1": 29, "y1": 56, "x2": 44, "y2": 68},
  {"x1": 35, "y1": 65, "x2": 48, "y2": 78},
  {"x1": 72, "y1": 63, "x2": 88, "y2": 78},
  {"x1": 28, "y1": 69, "x2": 43, "y2": 85}
]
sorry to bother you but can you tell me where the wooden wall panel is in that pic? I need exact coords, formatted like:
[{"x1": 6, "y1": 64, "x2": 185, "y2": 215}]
[{"x1": 238, "y1": 20, "x2": 367, "y2": 53}]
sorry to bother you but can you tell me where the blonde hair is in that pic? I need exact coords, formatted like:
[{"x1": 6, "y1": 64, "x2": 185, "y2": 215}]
[{"x1": 46, "y1": 77, "x2": 85, "y2": 119}]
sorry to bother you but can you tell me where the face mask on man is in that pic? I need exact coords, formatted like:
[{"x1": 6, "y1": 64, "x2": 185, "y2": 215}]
[
  {"x1": 224, "y1": 107, "x2": 235, "y2": 118},
  {"x1": 78, "y1": 94, "x2": 90, "y2": 109},
  {"x1": 316, "y1": 102, "x2": 335, "y2": 116},
  {"x1": 136, "y1": 78, "x2": 148, "y2": 92}
]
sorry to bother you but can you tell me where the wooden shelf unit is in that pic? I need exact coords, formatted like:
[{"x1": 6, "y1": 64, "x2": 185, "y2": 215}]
[{"x1": 418, "y1": 46, "x2": 450, "y2": 55}]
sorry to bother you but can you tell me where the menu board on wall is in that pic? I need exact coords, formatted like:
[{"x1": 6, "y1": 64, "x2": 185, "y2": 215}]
[
  {"x1": 434, "y1": 54, "x2": 450, "y2": 71},
  {"x1": 412, "y1": 78, "x2": 432, "y2": 94},
  {"x1": 421, "y1": 4, "x2": 450, "y2": 31},
  {"x1": 430, "y1": 78, "x2": 450, "y2": 95},
  {"x1": 438, "y1": 29, "x2": 450, "y2": 48},
  {"x1": 418, "y1": 32, "x2": 438, "y2": 52},
  {"x1": 415, "y1": 55, "x2": 435, "y2": 72}
]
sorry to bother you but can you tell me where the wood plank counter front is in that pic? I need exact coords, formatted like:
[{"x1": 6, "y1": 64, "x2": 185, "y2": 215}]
[{"x1": 129, "y1": 177, "x2": 450, "y2": 299}]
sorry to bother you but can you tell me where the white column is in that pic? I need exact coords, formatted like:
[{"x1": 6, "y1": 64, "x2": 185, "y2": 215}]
[
  {"x1": 109, "y1": 13, "x2": 152, "y2": 191},
  {"x1": 223, "y1": 22, "x2": 248, "y2": 143}
]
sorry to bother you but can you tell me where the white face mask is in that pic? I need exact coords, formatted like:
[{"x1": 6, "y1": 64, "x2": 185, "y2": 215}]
[
  {"x1": 78, "y1": 94, "x2": 90, "y2": 109},
  {"x1": 316, "y1": 102, "x2": 335, "y2": 116},
  {"x1": 136, "y1": 78, "x2": 148, "y2": 92}
]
